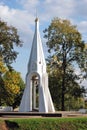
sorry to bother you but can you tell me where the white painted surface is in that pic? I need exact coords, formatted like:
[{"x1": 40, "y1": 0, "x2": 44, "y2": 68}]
[{"x1": 19, "y1": 18, "x2": 55, "y2": 113}]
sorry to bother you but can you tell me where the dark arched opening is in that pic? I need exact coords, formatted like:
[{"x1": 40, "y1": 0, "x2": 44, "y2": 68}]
[{"x1": 31, "y1": 74, "x2": 39, "y2": 111}]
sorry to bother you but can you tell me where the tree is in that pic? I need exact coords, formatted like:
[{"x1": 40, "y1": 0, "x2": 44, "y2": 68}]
[
  {"x1": 0, "y1": 20, "x2": 22, "y2": 68},
  {"x1": 0, "y1": 19, "x2": 24, "y2": 108},
  {"x1": 0, "y1": 57, "x2": 7, "y2": 105},
  {"x1": 44, "y1": 18, "x2": 87, "y2": 110},
  {"x1": 2, "y1": 70, "x2": 25, "y2": 109},
  {"x1": 47, "y1": 63, "x2": 85, "y2": 111},
  {"x1": 47, "y1": 64, "x2": 62, "y2": 110},
  {"x1": 0, "y1": 59, "x2": 25, "y2": 108}
]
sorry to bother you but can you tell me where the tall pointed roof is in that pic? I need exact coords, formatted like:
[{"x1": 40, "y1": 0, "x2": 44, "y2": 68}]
[
  {"x1": 28, "y1": 18, "x2": 46, "y2": 74},
  {"x1": 19, "y1": 18, "x2": 55, "y2": 113}
]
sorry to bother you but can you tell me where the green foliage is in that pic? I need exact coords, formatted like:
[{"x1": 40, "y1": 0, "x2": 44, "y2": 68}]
[
  {"x1": 47, "y1": 65, "x2": 62, "y2": 110},
  {"x1": 0, "y1": 58, "x2": 25, "y2": 108},
  {"x1": 48, "y1": 65, "x2": 85, "y2": 110},
  {"x1": 2, "y1": 70, "x2": 25, "y2": 108},
  {"x1": 0, "y1": 19, "x2": 24, "y2": 108},
  {"x1": 0, "y1": 20, "x2": 22, "y2": 67},
  {"x1": 44, "y1": 17, "x2": 87, "y2": 110},
  {"x1": 1, "y1": 118, "x2": 87, "y2": 130},
  {"x1": 65, "y1": 96, "x2": 85, "y2": 110}
]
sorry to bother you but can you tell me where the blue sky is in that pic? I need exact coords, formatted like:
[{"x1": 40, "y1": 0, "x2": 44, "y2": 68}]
[{"x1": 0, "y1": 0, "x2": 87, "y2": 86}]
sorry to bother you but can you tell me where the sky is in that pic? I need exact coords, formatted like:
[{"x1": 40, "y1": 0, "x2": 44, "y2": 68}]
[{"x1": 0, "y1": 0, "x2": 87, "y2": 86}]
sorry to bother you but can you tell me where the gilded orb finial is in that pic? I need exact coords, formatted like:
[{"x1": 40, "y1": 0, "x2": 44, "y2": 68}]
[{"x1": 35, "y1": 17, "x2": 38, "y2": 22}]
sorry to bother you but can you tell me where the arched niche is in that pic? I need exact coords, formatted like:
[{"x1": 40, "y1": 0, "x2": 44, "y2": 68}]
[{"x1": 30, "y1": 72, "x2": 40, "y2": 111}]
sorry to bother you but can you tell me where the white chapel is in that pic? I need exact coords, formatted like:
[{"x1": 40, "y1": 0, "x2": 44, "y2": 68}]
[{"x1": 19, "y1": 18, "x2": 55, "y2": 113}]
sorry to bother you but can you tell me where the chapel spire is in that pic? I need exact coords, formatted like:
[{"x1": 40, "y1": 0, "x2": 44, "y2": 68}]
[{"x1": 19, "y1": 18, "x2": 55, "y2": 113}]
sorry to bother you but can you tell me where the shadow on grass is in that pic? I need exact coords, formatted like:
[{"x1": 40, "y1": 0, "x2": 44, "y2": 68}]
[{"x1": 5, "y1": 120, "x2": 19, "y2": 130}]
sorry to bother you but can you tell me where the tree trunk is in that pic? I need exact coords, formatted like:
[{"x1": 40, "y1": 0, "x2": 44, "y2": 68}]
[
  {"x1": 0, "y1": 98, "x2": 1, "y2": 106},
  {"x1": 61, "y1": 49, "x2": 66, "y2": 111},
  {"x1": 61, "y1": 74, "x2": 65, "y2": 111}
]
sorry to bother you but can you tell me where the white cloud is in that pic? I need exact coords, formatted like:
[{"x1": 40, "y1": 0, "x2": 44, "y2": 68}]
[
  {"x1": 16, "y1": 0, "x2": 75, "y2": 22},
  {"x1": 78, "y1": 21, "x2": 87, "y2": 33},
  {"x1": 74, "y1": 0, "x2": 87, "y2": 19},
  {"x1": 0, "y1": 0, "x2": 87, "y2": 80},
  {"x1": 42, "y1": 0, "x2": 75, "y2": 18},
  {"x1": 0, "y1": 4, "x2": 34, "y2": 28},
  {"x1": 0, "y1": 1, "x2": 87, "y2": 42},
  {"x1": 0, "y1": 4, "x2": 15, "y2": 20},
  {"x1": 0, "y1": 0, "x2": 87, "y2": 52},
  {"x1": 17, "y1": 0, "x2": 39, "y2": 14},
  {"x1": 16, "y1": 0, "x2": 87, "y2": 24},
  {"x1": 0, "y1": 4, "x2": 35, "y2": 47}
]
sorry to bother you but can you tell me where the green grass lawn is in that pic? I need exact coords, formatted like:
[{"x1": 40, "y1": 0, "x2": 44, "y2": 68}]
[{"x1": 1, "y1": 117, "x2": 87, "y2": 130}]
